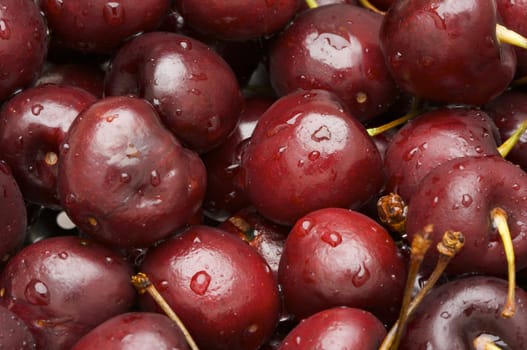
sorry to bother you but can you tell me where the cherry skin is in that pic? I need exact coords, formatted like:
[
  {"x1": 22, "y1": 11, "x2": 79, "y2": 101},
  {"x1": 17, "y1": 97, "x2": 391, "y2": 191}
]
[
  {"x1": 71, "y1": 312, "x2": 190, "y2": 350},
  {"x1": 57, "y1": 96, "x2": 206, "y2": 248},
  {"x1": 0, "y1": 161, "x2": 27, "y2": 265},
  {"x1": 496, "y1": 0, "x2": 527, "y2": 76},
  {"x1": 105, "y1": 31, "x2": 243, "y2": 153},
  {"x1": 0, "y1": 84, "x2": 97, "y2": 208},
  {"x1": 278, "y1": 207, "x2": 406, "y2": 324},
  {"x1": 0, "y1": 0, "x2": 49, "y2": 102},
  {"x1": 0, "y1": 236, "x2": 136, "y2": 350},
  {"x1": 139, "y1": 225, "x2": 281, "y2": 350},
  {"x1": 34, "y1": 63, "x2": 106, "y2": 97},
  {"x1": 38, "y1": 0, "x2": 171, "y2": 54},
  {"x1": 241, "y1": 89, "x2": 384, "y2": 226},
  {"x1": 485, "y1": 89, "x2": 527, "y2": 172},
  {"x1": 399, "y1": 275, "x2": 527, "y2": 349},
  {"x1": 202, "y1": 96, "x2": 274, "y2": 222},
  {"x1": 0, "y1": 304, "x2": 36, "y2": 349},
  {"x1": 406, "y1": 155, "x2": 527, "y2": 276},
  {"x1": 383, "y1": 107, "x2": 501, "y2": 201},
  {"x1": 380, "y1": 0, "x2": 516, "y2": 105},
  {"x1": 270, "y1": 4, "x2": 399, "y2": 122},
  {"x1": 175, "y1": 0, "x2": 301, "y2": 41},
  {"x1": 278, "y1": 307, "x2": 386, "y2": 350}
]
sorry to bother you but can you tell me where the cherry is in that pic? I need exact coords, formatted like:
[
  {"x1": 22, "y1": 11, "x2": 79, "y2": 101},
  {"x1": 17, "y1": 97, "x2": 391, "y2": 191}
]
[
  {"x1": 202, "y1": 96, "x2": 274, "y2": 222},
  {"x1": 485, "y1": 89, "x2": 527, "y2": 172},
  {"x1": 496, "y1": 0, "x2": 527, "y2": 77},
  {"x1": 406, "y1": 155, "x2": 527, "y2": 276},
  {"x1": 278, "y1": 207, "x2": 406, "y2": 324},
  {"x1": 0, "y1": 0, "x2": 49, "y2": 102},
  {"x1": 0, "y1": 304, "x2": 35, "y2": 349},
  {"x1": 278, "y1": 307, "x2": 386, "y2": 350},
  {"x1": 383, "y1": 107, "x2": 501, "y2": 201},
  {"x1": 38, "y1": 0, "x2": 171, "y2": 54},
  {"x1": 71, "y1": 312, "x2": 190, "y2": 350},
  {"x1": 175, "y1": 0, "x2": 301, "y2": 41},
  {"x1": 269, "y1": 3, "x2": 399, "y2": 122},
  {"x1": 0, "y1": 84, "x2": 97, "y2": 208},
  {"x1": 380, "y1": 0, "x2": 516, "y2": 105},
  {"x1": 399, "y1": 275, "x2": 527, "y2": 349},
  {"x1": 241, "y1": 89, "x2": 384, "y2": 226},
  {"x1": 0, "y1": 161, "x2": 27, "y2": 265},
  {"x1": 34, "y1": 63, "x2": 106, "y2": 97},
  {"x1": 57, "y1": 96, "x2": 206, "y2": 248},
  {"x1": 105, "y1": 31, "x2": 243, "y2": 153},
  {"x1": 0, "y1": 236, "x2": 136, "y2": 350},
  {"x1": 138, "y1": 225, "x2": 281, "y2": 350}
]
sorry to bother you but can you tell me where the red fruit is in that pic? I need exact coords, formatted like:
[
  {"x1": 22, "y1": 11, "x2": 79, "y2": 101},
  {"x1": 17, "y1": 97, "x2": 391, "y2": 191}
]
[
  {"x1": 0, "y1": 304, "x2": 35, "y2": 349},
  {"x1": 57, "y1": 96, "x2": 206, "y2": 248},
  {"x1": 278, "y1": 207, "x2": 406, "y2": 324},
  {"x1": 139, "y1": 225, "x2": 281, "y2": 350}
]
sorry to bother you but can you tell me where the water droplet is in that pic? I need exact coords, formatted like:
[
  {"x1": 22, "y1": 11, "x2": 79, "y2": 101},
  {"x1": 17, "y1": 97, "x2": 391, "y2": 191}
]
[
  {"x1": 103, "y1": 2, "x2": 125, "y2": 25},
  {"x1": 159, "y1": 280, "x2": 169, "y2": 291},
  {"x1": 119, "y1": 172, "x2": 131, "y2": 183},
  {"x1": 461, "y1": 194, "x2": 473, "y2": 207},
  {"x1": 189, "y1": 88, "x2": 201, "y2": 95},
  {"x1": 308, "y1": 151, "x2": 320, "y2": 161},
  {"x1": 64, "y1": 193, "x2": 76, "y2": 205},
  {"x1": 25, "y1": 279, "x2": 50, "y2": 305},
  {"x1": 351, "y1": 264, "x2": 370, "y2": 287},
  {"x1": 512, "y1": 183, "x2": 521, "y2": 191},
  {"x1": 311, "y1": 125, "x2": 331, "y2": 142},
  {"x1": 432, "y1": 196, "x2": 439, "y2": 207},
  {"x1": 179, "y1": 39, "x2": 192, "y2": 50},
  {"x1": 47, "y1": 0, "x2": 64, "y2": 14},
  {"x1": 190, "y1": 270, "x2": 211, "y2": 295},
  {"x1": 0, "y1": 19, "x2": 11, "y2": 40},
  {"x1": 297, "y1": 219, "x2": 314, "y2": 236},
  {"x1": 440, "y1": 311, "x2": 451, "y2": 319},
  {"x1": 403, "y1": 147, "x2": 419, "y2": 161},
  {"x1": 150, "y1": 170, "x2": 161, "y2": 187},
  {"x1": 321, "y1": 231, "x2": 342, "y2": 247},
  {"x1": 60, "y1": 143, "x2": 70, "y2": 155},
  {"x1": 475, "y1": 145, "x2": 483, "y2": 153},
  {"x1": 190, "y1": 72, "x2": 207, "y2": 81},
  {"x1": 58, "y1": 252, "x2": 68, "y2": 259},
  {"x1": 31, "y1": 104, "x2": 43, "y2": 116},
  {"x1": 105, "y1": 256, "x2": 113, "y2": 264}
]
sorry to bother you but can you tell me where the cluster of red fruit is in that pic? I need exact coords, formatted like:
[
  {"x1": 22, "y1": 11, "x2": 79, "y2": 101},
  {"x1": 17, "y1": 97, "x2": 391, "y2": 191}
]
[{"x1": 1, "y1": 0, "x2": 527, "y2": 349}]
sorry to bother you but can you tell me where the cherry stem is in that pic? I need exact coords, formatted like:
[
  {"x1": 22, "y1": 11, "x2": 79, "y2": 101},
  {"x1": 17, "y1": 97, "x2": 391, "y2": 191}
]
[
  {"x1": 380, "y1": 230, "x2": 465, "y2": 350},
  {"x1": 497, "y1": 119, "x2": 527, "y2": 158},
  {"x1": 490, "y1": 207, "x2": 516, "y2": 318},
  {"x1": 304, "y1": 0, "x2": 318, "y2": 9},
  {"x1": 390, "y1": 225, "x2": 434, "y2": 349},
  {"x1": 473, "y1": 334, "x2": 504, "y2": 350},
  {"x1": 357, "y1": 0, "x2": 386, "y2": 15},
  {"x1": 496, "y1": 24, "x2": 527, "y2": 50},
  {"x1": 377, "y1": 192, "x2": 408, "y2": 234},
  {"x1": 131, "y1": 272, "x2": 200, "y2": 350},
  {"x1": 367, "y1": 98, "x2": 421, "y2": 137}
]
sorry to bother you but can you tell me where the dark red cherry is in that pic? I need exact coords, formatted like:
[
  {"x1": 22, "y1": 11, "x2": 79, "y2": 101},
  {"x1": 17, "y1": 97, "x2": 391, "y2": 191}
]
[
  {"x1": 0, "y1": 84, "x2": 97, "y2": 208},
  {"x1": 202, "y1": 96, "x2": 274, "y2": 221},
  {"x1": 105, "y1": 31, "x2": 243, "y2": 153},
  {"x1": 380, "y1": 0, "x2": 516, "y2": 105},
  {"x1": 485, "y1": 89, "x2": 527, "y2": 172},
  {"x1": 0, "y1": 0, "x2": 48, "y2": 102},
  {"x1": 496, "y1": 0, "x2": 527, "y2": 76},
  {"x1": 241, "y1": 89, "x2": 384, "y2": 226},
  {"x1": 0, "y1": 161, "x2": 27, "y2": 265},
  {"x1": 278, "y1": 307, "x2": 386, "y2": 350},
  {"x1": 34, "y1": 63, "x2": 105, "y2": 97},
  {"x1": 0, "y1": 236, "x2": 136, "y2": 350},
  {"x1": 270, "y1": 4, "x2": 399, "y2": 122},
  {"x1": 38, "y1": 0, "x2": 171, "y2": 54},
  {"x1": 139, "y1": 225, "x2": 281, "y2": 350},
  {"x1": 71, "y1": 312, "x2": 190, "y2": 350},
  {"x1": 399, "y1": 275, "x2": 527, "y2": 349},
  {"x1": 278, "y1": 207, "x2": 406, "y2": 324},
  {"x1": 384, "y1": 107, "x2": 501, "y2": 201},
  {"x1": 57, "y1": 96, "x2": 206, "y2": 248},
  {"x1": 406, "y1": 155, "x2": 527, "y2": 276},
  {"x1": 175, "y1": 0, "x2": 301, "y2": 41},
  {"x1": 0, "y1": 304, "x2": 36, "y2": 349}
]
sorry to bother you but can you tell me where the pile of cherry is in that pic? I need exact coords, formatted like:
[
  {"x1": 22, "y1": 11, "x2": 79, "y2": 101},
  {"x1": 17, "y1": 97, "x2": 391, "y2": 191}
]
[{"x1": 2, "y1": 0, "x2": 527, "y2": 349}]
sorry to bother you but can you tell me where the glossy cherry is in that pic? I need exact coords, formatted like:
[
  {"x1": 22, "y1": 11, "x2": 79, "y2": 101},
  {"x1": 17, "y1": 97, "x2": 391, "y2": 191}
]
[
  {"x1": 0, "y1": 236, "x2": 136, "y2": 350},
  {"x1": 57, "y1": 96, "x2": 206, "y2": 248},
  {"x1": 241, "y1": 89, "x2": 384, "y2": 226},
  {"x1": 105, "y1": 31, "x2": 243, "y2": 153},
  {"x1": 0, "y1": 84, "x2": 97, "y2": 208},
  {"x1": 270, "y1": 4, "x2": 399, "y2": 122},
  {"x1": 380, "y1": 0, "x2": 516, "y2": 105},
  {"x1": 139, "y1": 225, "x2": 281, "y2": 350},
  {"x1": 278, "y1": 207, "x2": 406, "y2": 324}
]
